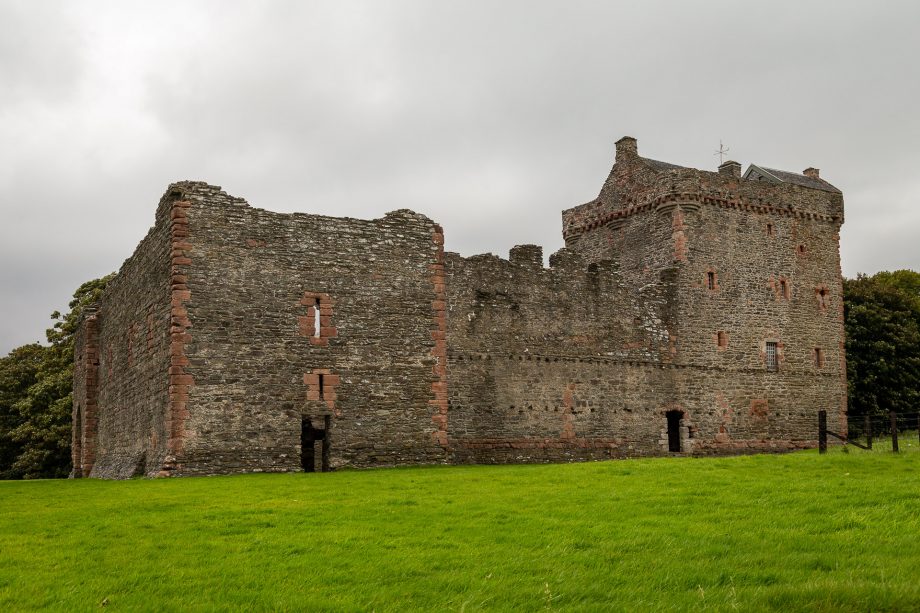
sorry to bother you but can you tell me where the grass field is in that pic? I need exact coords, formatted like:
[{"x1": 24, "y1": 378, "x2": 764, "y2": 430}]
[{"x1": 1, "y1": 447, "x2": 919, "y2": 612}]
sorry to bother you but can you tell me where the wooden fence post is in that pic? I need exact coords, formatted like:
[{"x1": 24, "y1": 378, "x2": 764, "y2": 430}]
[
  {"x1": 890, "y1": 411, "x2": 899, "y2": 453},
  {"x1": 818, "y1": 410, "x2": 827, "y2": 454},
  {"x1": 865, "y1": 414, "x2": 872, "y2": 450}
]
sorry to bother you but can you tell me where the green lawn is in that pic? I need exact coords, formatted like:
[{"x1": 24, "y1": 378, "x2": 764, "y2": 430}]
[{"x1": 1, "y1": 448, "x2": 918, "y2": 612}]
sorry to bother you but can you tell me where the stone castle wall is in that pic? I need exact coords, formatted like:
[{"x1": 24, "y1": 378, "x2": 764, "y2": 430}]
[
  {"x1": 443, "y1": 246, "x2": 677, "y2": 462},
  {"x1": 75, "y1": 136, "x2": 847, "y2": 477},
  {"x1": 163, "y1": 183, "x2": 447, "y2": 475},
  {"x1": 560, "y1": 138, "x2": 846, "y2": 453},
  {"x1": 73, "y1": 193, "x2": 177, "y2": 478}
]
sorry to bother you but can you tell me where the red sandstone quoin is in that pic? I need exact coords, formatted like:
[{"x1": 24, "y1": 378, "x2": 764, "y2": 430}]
[{"x1": 72, "y1": 136, "x2": 846, "y2": 478}]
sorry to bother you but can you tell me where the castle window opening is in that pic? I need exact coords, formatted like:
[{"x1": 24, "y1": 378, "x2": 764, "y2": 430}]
[
  {"x1": 817, "y1": 287, "x2": 829, "y2": 309},
  {"x1": 318, "y1": 373, "x2": 325, "y2": 400},
  {"x1": 313, "y1": 298, "x2": 321, "y2": 337},
  {"x1": 766, "y1": 223, "x2": 774, "y2": 237},
  {"x1": 798, "y1": 244, "x2": 807, "y2": 255},
  {"x1": 766, "y1": 341, "x2": 778, "y2": 371},
  {"x1": 779, "y1": 279, "x2": 789, "y2": 299},
  {"x1": 707, "y1": 271, "x2": 716, "y2": 290},
  {"x1": 717, "y1": 331, "x2": 728, "y2": 348},
  {"x1": 814, "y1": 347, "x2": 824, "y2": 368}
]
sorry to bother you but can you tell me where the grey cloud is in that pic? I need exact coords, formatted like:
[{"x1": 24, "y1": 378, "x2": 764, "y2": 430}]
[{"x1": 2, "y1": 0, "x2": 920, "y2": 353}]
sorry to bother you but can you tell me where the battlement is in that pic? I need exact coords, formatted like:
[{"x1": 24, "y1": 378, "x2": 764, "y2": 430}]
[{"x1": 563, "y1": 137, "x2": 844, "y2": 244}]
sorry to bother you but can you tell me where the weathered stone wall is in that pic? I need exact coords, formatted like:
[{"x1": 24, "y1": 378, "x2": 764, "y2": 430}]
[
  {"x1": 80, "y1": 191, "x2": 177, "y2": 478},
  {"x1": 560, "y1": 138, "x2": 846, "y2": 454},
  {"x1": 443, "y1": 245, "x2": 678, "y2": 462},
  {"x1": 169, "y1": 183, "x2": 446, "y2": 475},
  {"x1": 76, "y1": 135, "x2": 846, "y2": 477}
]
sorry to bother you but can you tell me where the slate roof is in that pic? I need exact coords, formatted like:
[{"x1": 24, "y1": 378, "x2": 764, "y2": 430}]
[
  {"x1": 641, "y1": 157, "x2": 686, "y2": 171},
  {"x1": 744, "y1": 164, "x2": 841, "y2": 193}
]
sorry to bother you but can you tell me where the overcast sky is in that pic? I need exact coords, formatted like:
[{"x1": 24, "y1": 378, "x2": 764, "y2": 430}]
[{"x1": 2, "y1": 0, "x2": 919, "y2": 354}]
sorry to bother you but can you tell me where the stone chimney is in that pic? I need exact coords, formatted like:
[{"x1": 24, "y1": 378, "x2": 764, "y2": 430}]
[
  {"x1": 803, "y1": 167, "x2": 820, "y2": 179},
  {"x1": 615, "y1": 136, "x2": 638, "y2": 161},
  {"x1": 718, "y1": 160, "x2": 741, "y2": 178}
]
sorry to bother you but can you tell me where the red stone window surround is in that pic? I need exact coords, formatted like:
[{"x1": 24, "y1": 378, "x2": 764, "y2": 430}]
[
  {"x1": 716, "y1": 330, "x2": 728, "y2": 350},
  {"x1": 813, "y1": 347, "x2": 825, "y2": 368},
  {"x1": 778, "y1": 276, "x2": 791, "y2": 300},
  {"x1": 298, "y1": 292, "x2": 336, "y2": 346},
  {"x1": 815, "y1": 284, "x2": 830, "y2": 311},
  {"x1": 705, "y1": 269, "x2": 719, "y2": 291},
  {"x1": 764, "y1": 340, "x2": 783, "y2": 371},
  {"x1": 303, "y1": 369, "x2": 339, "y2": 411}
]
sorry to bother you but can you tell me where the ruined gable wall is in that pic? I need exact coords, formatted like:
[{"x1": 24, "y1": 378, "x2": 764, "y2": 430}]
[
  {"x1": 171, "y1": 185, "x2": 446, "y2": 474},
  {"x1": 81, "y1": 191, "x2": 177, "y2": 478},
  {"x1": 444, "y1": 245, "x2": 679, "y2": 462}
]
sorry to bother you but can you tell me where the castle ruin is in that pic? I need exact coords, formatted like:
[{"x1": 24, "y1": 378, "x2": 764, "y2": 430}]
[{"x1": 72, "y1": 136, "x2": 847, "y2": 478}]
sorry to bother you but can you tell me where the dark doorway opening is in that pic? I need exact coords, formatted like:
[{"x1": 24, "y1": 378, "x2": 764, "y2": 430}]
[
  {"x1": 301, "y1": 416, "x2": 330, "y2": 472},
  {"x1": 666, "y1": 410, "x2": 682, "y2": 453}
]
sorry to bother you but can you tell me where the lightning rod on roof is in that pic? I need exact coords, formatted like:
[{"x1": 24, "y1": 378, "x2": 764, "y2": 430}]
[{"x1": 714, "y1": 140, "x2": 730, "y2": 164}]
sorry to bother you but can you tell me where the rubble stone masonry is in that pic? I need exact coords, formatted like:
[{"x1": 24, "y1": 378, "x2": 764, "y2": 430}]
[{"x1": 75, "y1": 136, "x2": 846, "y2": 477}]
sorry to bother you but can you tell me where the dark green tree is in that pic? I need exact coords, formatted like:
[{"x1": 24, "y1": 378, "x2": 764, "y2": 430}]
[
  {"x1": 1, "y1": 275, "x2": 112, "y2": 479},
  {"x1": 844, "y1": 272, "x2": 920, "y2": 418},
  {"x1": 0, "y1": 343, "x2": 46, "y2": 479}
]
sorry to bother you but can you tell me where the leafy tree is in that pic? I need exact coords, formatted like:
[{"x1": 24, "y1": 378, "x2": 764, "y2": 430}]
[
  {"x1": 844, "y1": 272, "x2": 920, "y2": 418},
  {"x1": 0, "y1": 343, "x2": 46, "y2": 479},
  {"x1": 873, "y1": 269, "x2": 920, "y2": 307},
  {"x1": 0, "y1": 275, "x2": 112, "y2": 479}
]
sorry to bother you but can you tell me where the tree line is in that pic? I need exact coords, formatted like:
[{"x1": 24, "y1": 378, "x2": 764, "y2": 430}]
[{"x1": 1, "y1": 270, "x2": 919, "y2": 479}]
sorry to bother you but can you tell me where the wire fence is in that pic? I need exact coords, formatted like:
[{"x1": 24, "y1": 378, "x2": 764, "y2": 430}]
[{"x1": 819, "y1": 410, "x2": 920, "y2": 454}]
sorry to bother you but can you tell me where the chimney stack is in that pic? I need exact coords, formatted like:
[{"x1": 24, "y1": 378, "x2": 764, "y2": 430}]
[
  {"x1": 615, "y1": 136, "x2": 638, "y2": 161},
  {"x1": 803, "y1": 167, "x2": 820, "y2": 179},
  {"x1": 718, "y1": 160, "x2": 741, "y2": 178}
]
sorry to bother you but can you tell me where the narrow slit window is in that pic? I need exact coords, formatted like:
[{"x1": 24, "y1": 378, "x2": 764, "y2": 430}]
[
  {"x1": 779, "y1": 279, "x2": 789, "y2": 299},
  {"x1": 766, "y1": 223, "x2": 774, "y2": 237},
  {"x1": 318, "y1": 373, "x2": 325, "y2": 400},
  {"x1": 766, "y1": 342, "x2": 778, "y2": 371},
  {"x1": 707, "y1": 271, "x2": 716, "y2": 290},
  {"x1": 814, "y1": 347, "x2": 824, "y2": 368},
  {"x1": 314, "y1": 298, "x2": 321, "y2": 337},
  {"x1": 717, "y1": 331, "x2": 728, "y2": 348}
]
